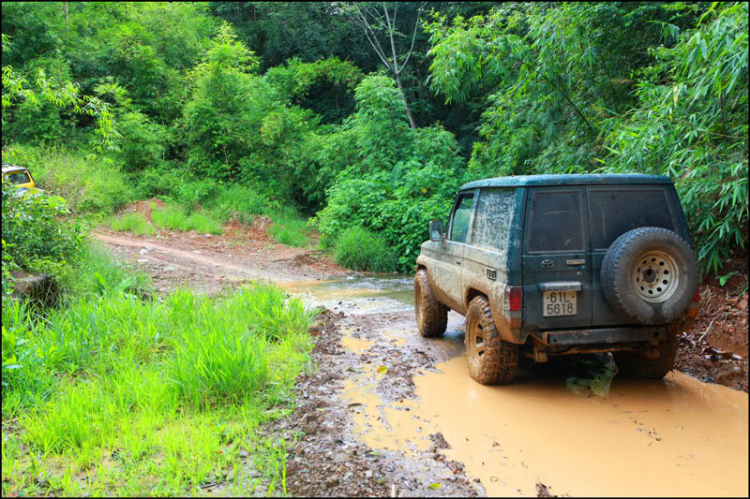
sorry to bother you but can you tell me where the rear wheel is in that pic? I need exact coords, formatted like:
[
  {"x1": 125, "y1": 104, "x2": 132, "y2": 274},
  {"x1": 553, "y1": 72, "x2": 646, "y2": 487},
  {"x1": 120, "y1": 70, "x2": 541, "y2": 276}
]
[
  {"x1": 414, "y1": 269, "x2": 448, "y2": 338},
  {"x1": 601, "y1": 227, "x2": 697, "y2": 325},
  {"x1": 613, "y1": 332, "x2": 678, "y2": 379},
  {"x1": 465, "y1": 296, "x2": 518, "y2": 385}
]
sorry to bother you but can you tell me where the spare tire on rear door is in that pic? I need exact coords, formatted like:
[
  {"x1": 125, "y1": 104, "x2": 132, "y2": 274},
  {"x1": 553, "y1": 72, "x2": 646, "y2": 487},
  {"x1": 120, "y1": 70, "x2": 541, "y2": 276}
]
[{"x1": 601, "y1": 227, "x2": 697, "y2": 325}]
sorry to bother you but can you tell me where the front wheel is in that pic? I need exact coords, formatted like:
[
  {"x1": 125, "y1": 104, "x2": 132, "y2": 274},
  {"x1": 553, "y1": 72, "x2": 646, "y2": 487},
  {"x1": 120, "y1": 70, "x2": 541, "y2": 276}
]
[
  {"x1": 465, "y1": 296, "x2": 518, "y2": 385},
  {"x1": 414, "y1": 269, "x2": 448, "y2": 338}
]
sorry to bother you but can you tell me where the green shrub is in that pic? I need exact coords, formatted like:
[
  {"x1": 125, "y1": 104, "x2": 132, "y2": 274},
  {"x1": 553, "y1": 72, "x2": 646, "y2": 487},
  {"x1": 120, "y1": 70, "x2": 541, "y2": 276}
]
[
  {"x1": 4, "y1": 145, "x2": 133, "y2": 215},
  {"x1": 317, "y1": 161, "x2": 461, "y2": 272},
  {"x1": 108, "y1": 212, "x2": 155, "y2": 236},
  {"x1": 1, "y1": 182, "x2": 86, "y2": 292},
  {"x1": 133, "y1": 163, "x2": 189, "y2": 200},
  {"x1": 334, "y1": 225, "x2": 396, "y2": 272}
]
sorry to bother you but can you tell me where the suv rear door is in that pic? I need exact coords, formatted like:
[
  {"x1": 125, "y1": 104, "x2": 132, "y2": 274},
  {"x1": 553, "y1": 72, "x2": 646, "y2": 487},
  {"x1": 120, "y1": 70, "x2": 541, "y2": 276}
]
[
  {"x1": 522, "y1": 186, "x2": 593, "y2": 330},
  {"x1": 586, "y1": 185, "x2": 683, "y2": 326}
]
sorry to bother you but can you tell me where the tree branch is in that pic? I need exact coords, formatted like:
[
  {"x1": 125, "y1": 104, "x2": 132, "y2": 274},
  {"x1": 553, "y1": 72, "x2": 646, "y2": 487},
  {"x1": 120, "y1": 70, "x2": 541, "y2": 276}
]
[
  {"x1": 398, "y1": 2, "x2": 426, "y2": 74},
  {"x1": 384, "y1": 4, "x2": 400, "y2": 75}
]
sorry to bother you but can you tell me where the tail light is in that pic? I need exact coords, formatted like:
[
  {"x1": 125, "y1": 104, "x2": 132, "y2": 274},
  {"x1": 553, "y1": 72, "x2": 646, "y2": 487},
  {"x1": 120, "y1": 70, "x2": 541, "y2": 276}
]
[
  {"x1": 692, "y1": 287, "x2": 701, "y2": 302},
  {"x1": 508, "y1": 285, "x2": 523, "y2": 312},
  {"x1": 507, "y1": 285, "x2": 523, "y2": 330}
]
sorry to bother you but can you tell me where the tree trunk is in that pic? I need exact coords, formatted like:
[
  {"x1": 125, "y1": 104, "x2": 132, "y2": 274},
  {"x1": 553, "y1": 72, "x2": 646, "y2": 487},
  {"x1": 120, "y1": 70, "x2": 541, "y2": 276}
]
[{"x1": 394, "y1": 71, "x2": 417, "y2": 129}]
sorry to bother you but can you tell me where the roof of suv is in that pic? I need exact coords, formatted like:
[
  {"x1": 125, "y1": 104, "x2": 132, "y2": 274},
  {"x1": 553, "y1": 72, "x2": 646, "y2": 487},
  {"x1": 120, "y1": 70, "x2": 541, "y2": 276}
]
[
  {"x1": 2, "y1": 165, "x2": 28, "y2": 174},
  {"x1": 460, "y1": 174, "x2": 672, "y2": 191}
]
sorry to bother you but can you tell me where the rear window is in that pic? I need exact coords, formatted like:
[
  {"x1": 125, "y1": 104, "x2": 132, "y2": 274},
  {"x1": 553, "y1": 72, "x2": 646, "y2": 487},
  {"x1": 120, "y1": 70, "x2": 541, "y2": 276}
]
[
  {"x1": 588, "y1": 188, "x2": 675, "y2": 250},
  {"x1": 5, "y1": 172, "x2": 31, "y2": 185},
  {"x1": 472, "y1": 188, "x2": 515, "y2": 249},
  {"x1": 527, "y1": 189, "x2": 585, "y2": 253}
]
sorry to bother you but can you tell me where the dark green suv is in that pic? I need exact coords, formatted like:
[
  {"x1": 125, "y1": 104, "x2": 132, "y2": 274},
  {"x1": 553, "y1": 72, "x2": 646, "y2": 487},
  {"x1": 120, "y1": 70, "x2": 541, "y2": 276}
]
[{"x1": 414, "y1": 174, "x2": 699, "y2": 385}]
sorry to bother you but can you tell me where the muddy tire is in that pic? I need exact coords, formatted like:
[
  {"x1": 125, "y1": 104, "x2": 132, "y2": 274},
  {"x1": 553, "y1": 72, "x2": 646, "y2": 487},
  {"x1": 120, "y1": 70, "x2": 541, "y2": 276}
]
[
  {"x1": 613, "y1": 331, "x2": 678, "y2": 379},
  {"x1": 465, "y1": 296, "x2": 518, "y2": 385},
  {"x1": 601, "y1": 227, "x2": 697, "y2": 325},
  {"x1": 414, "y1": 269, "x2": 448, "y2": 338}
]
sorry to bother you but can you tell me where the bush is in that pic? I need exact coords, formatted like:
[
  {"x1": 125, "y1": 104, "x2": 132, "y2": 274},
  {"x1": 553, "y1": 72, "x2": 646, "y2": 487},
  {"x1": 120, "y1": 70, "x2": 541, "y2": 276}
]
[
  {"x1": 108, "y1": 212, "x2": 155, "y2": 236},
  {"x1": 4, "y1": 145, "x2": 133, "y2": 215},
  {"x1": 317, "y1": 161, "x2": 461, "y2": 272},
  {"x1": 334, "y1": 225, "x2": 396, "y2": 272},
  {"x1": 1, "y1": 182, "x2": 86, "y2": 293}
]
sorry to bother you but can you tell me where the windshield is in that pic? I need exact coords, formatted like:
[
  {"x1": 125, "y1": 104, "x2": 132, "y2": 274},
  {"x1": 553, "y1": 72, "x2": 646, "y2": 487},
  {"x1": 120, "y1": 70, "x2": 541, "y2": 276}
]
[{"x1": 5, "y1": 172, "x2": 31, "y2": 185}]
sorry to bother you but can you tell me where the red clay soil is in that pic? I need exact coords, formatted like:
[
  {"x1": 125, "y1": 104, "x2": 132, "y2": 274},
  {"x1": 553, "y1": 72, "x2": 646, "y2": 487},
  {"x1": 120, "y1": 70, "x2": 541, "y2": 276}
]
[{"x1": 675, "y1": 258, "x2": 749, "y2": 392}]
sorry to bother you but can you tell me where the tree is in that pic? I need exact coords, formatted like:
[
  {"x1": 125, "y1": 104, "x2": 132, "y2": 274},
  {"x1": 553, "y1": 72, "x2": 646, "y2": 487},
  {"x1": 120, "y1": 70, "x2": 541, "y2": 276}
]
[{"x1": 343, "y1": 1, "x2": 426, "y2": 129}]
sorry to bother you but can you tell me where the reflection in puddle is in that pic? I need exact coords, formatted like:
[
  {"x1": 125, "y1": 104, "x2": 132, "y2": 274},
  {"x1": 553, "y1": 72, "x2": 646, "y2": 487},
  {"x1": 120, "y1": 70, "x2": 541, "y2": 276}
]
[
  {"x1": 344, "y1": 354, "x2": 749, "y2": 496},
  {"x1": 414, "y1": 357, "x2": 749, "y2": 497}
]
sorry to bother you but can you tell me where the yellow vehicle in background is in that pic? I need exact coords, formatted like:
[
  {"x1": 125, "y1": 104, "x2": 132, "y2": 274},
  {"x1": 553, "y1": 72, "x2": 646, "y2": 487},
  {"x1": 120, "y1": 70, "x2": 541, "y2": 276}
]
[{"x1": 2, "y1": 165, "x2": 42, "y2": 192}]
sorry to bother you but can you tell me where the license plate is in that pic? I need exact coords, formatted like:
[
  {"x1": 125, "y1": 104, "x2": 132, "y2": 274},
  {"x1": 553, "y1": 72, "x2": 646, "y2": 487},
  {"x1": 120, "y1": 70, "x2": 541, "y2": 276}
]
[{"x1": 543, "y1": 291, "x2": 577, "y2": 317}]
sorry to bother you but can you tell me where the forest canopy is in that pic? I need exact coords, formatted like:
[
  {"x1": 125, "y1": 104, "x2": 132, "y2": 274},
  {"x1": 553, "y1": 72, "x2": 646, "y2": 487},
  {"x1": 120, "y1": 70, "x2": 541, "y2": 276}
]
[{"x1": 2, "y1": 1, "x2": 747, "y2": 274}]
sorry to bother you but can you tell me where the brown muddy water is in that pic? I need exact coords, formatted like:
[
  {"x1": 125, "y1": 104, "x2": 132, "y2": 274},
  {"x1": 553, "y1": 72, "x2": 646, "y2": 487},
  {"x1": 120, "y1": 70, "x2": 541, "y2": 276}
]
[{"x1": 286, "y1": 275, "x2": 750, "y2": 497}]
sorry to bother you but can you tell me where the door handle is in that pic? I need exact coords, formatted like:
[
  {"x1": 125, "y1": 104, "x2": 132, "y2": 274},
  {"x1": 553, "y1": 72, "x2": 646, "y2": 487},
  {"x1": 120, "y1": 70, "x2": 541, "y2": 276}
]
[{"x1": 566, "y1": 259, "x2": 585, "y2": 266}]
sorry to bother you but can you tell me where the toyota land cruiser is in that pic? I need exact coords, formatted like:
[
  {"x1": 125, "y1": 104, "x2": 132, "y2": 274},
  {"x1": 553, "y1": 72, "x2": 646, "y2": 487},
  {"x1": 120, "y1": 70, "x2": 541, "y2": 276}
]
[{"x1": 414, "y1": 174, "x2": 699, "y2": 385}]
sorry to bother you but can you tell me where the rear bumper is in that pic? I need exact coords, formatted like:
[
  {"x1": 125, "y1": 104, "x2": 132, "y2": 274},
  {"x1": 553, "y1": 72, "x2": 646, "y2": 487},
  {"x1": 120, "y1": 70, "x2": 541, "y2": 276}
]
[{"x1": 541, "y1": 326, "x2": 666, "y2": 347}]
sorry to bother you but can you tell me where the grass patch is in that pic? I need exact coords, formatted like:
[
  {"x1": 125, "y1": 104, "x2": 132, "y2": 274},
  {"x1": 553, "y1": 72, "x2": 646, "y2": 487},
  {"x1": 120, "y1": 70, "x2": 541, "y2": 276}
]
[
  {"x1": 108, "y1": 212, "x2": 155, "y2": 236},
  {"x1": 151, "y1": 204, "x2": 223, "y2": 234},
  {"x1": 267, "y1": 207, "x2": 310, "y2": 248},
  {"x1": 2, "y1": 244, "x2": 316, "y2": 496},
  {"x1": 334, "y1": 225, "x2": 396, "y2": 272}
]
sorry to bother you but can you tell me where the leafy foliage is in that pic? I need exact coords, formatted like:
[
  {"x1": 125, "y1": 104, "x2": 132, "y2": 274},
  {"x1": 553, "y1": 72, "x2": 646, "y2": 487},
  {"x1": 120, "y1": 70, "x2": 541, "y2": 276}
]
[
  {"x1": 2, "y1": 2, "x2": 746, "y2": 275},
  {"x1": 334, "y1": 226, "x2": 396, "y2": 272},
  {"x1": 1, "y1": 182, "x2": 86, "y2": 291}
]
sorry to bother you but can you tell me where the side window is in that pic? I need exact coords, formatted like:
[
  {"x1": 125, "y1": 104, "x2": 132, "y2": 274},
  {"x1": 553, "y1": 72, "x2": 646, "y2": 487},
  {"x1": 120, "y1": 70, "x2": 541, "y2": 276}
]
[
  {"x1": 527, "y1": 189, "x2": 585, "y2": 253},
  {"x1": 472, "y1": 189, "x2": 515, "y2": 249},
  {"x1": 450, "y1": 194, "x2": 474, "y2": 243}
]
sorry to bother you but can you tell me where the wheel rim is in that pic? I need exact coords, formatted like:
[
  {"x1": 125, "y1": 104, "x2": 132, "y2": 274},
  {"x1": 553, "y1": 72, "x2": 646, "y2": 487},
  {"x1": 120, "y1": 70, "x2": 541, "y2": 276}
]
[
  {"x1": 468, "y1": 316, "x2": 485, "y2": 360},
  {"x1": 631, "y1": 250, "x2": 680, "y2": 303}
]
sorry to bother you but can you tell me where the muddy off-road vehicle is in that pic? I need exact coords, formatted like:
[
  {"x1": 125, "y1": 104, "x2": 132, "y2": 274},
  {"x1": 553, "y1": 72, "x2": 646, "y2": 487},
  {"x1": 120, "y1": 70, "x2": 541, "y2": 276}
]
[{"x1": 414, "y1": 174, "x2": 700, "y2": 385}]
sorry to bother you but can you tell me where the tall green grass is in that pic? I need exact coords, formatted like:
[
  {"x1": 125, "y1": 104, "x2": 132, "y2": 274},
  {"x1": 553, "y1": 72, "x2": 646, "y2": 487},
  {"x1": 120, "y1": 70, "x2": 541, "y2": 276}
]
[
  {"x1": 2, "y1": 243, "x2": 316, "y2": 495},
  {"x1": 108, "y1": 212, "x2": 155, "y2": 236},
  {"x1": 334, "y1": 225, "x2": 396, "y2": 272},
  {"x1": 267, "y1": 207, "x2": 310, "y2": 248},
  {"x1": 151, "y1": 204, "x2": 223, "y2": 234}
]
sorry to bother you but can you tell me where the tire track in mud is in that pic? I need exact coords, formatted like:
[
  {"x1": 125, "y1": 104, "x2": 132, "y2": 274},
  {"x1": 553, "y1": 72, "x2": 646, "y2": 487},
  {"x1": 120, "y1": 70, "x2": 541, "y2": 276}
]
[{"x1": 94, "y1": 233, "x2": 266, "y2": 279}]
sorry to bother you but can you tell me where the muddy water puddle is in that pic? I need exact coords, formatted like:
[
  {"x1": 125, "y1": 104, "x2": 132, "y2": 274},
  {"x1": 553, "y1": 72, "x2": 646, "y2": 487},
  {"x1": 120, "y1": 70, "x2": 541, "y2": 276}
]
[
  {"x1": 279, "y1": 275, "x2": 413, "y2": 314},
  {"x1": 285, "y1": 273, "x2": 748, "y2": 496},
  {"x1": 348, "y1": 354, "x2": 748, "y2": 497}
]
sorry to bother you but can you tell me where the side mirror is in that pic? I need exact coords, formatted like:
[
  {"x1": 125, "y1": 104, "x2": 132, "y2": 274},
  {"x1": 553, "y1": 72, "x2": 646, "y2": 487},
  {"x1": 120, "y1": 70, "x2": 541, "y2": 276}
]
[{"x1": 429, "y1": 220, "x2": 444, "y2": 242}]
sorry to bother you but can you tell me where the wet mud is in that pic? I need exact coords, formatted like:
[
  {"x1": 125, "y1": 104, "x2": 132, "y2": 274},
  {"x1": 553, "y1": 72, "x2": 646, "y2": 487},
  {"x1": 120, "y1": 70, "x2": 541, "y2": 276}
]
[{"x1": 97, "y1": 226, "x2": 749, "y2": 497}]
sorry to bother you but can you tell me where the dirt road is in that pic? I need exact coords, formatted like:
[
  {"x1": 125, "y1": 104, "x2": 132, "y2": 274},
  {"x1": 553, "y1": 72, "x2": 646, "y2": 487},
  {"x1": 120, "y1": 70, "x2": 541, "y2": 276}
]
[{"x1": 96, "y1": 228, "x2": 749, "y2": 497}]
